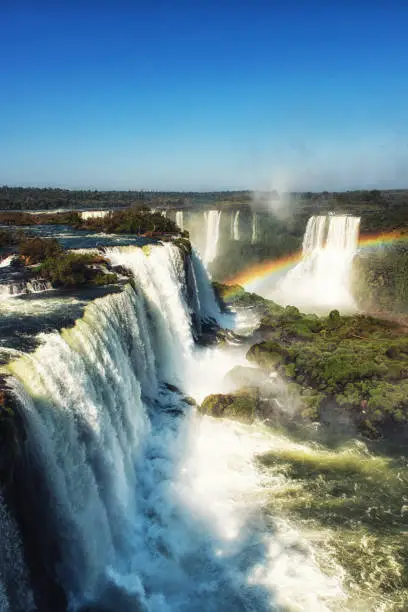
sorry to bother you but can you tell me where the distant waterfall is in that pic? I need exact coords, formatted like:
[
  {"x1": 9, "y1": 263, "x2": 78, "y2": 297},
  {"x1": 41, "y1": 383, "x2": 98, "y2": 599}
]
[
  {"x1": 80, "y1": 211, "x2": 109, "y2": 220},
  {"x1": 232, "y1": 211, "x2": 240, "y2": 241},
  {"x1": 203, "y1": 210, "x2": 222, "y2": 267},
  {"x1": 251, "y1": 212, "x2": 259, "y2": 244},
  {"x1": 175, "y1": 211, "x2": 184, "y2": 232},
  {"x1": 278, "y1": 214, "x2": 361, "y2": 312}
]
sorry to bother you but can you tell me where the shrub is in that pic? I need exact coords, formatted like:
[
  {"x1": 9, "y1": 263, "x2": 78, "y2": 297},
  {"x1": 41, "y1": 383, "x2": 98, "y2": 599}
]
[{"x1": 19, "y1": 237, "x2": 62, "y2": 264}]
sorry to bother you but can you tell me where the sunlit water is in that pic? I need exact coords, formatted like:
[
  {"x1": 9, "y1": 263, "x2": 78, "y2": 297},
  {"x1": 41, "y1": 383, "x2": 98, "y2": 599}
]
[
  {"x1": 1, "y1": 241, "x2": 404, "y2": 611},
  {"x1": 248, "y1": 215, "x2": 361, "y2": 314}
]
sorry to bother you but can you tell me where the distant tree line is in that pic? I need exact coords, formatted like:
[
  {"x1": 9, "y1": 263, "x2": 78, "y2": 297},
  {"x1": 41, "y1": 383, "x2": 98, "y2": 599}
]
[{"x1": 0, "y1": 187, "x2": 251, "y2": 211}]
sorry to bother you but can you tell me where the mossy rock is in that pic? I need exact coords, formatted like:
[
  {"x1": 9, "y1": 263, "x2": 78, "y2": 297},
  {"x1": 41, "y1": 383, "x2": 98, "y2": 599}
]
[
  {"x1": 246, "y1": 341, "x2": 289, "y2": 369},
  {"x1": 200, "y1": 390, "x2": 255, "y2": 423}
]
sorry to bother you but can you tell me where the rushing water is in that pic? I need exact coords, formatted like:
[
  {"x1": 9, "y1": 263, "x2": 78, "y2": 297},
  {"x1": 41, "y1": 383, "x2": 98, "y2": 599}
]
[
  {"x1": 0, "y1": 242, "x2": 353, "y2": 611},
  {"x1": 2, "y1": 239, "x2": 406, "y2": 611},
  {"x1": 258, "y1": 215, "x2": 361, "y2": 312}
]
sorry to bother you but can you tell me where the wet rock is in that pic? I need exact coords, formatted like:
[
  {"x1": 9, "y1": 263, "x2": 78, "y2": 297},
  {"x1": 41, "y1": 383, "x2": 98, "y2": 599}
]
[{"x1": 200, "y1": 390, "x2": 256, "y2": 424}]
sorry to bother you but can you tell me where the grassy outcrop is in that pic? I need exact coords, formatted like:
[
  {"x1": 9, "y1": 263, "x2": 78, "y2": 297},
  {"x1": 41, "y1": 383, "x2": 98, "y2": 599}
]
[
  {"x1": 14, "y1": 237, "x2": 119, "y2": 289},
  {"x1": 78, "y1": 208, "x2": 181, "y2": 235},
  {"x1": 248, "y1": 302, "x2": 408, "y2": 438},
  {"x1": 200, "y1": 389, "x2": 256, "y2": 424},
  {"x1": 217, "y1": 283, "x2": 408, "y2": 439},
  {"x1": 19, "y1": 236, "x2": 62, "y2": 264},
  {"x1": 38, "y1": 251, "x2": 118, "y2": 288}
]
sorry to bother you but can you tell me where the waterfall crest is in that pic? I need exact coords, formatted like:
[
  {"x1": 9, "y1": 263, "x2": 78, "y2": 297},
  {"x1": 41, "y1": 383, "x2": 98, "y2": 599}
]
[{"x1": 278, "y1": 214, "x2": 360, "y2": 311}]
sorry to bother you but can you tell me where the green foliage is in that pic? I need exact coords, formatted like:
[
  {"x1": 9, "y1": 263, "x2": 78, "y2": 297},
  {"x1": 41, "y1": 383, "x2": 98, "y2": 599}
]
[
  {"x1": 244, "y1": 293, "x2": 408, "y2": 438},
  {"x1": 19, "y1": 237, "x2": 62, "y2": 264},
  {"x1": 79, "y1": 209, "x2": 180, "y2": 235},
  {"x1": 39, "y1": 252, "x2": 117, "y2": 288},
  {"x1": 200, "y1": 390, "x2": 256, "y2": 423},
  {"x1": 0, "y1": 211, "x2": 82, "y2": 226},
  {"x1": 247, "y1": 341, "x2": 288, "y2": 368}
]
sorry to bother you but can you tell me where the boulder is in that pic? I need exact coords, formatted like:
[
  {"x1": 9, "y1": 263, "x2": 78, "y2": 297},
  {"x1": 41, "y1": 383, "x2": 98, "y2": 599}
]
[{"x1": 200, "y1": 390, "x2": 256, "y2": 424}]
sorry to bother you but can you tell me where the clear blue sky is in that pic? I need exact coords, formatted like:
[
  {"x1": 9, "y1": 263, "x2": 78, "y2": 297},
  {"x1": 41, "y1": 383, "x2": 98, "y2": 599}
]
[{"x1": 1, "y1": 1, "x2": 408, "y2": 191}]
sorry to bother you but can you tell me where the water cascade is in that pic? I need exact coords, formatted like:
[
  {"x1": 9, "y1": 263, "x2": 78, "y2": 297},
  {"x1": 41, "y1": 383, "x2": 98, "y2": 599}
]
[
  {"x1": 80, "y1": 211, "x2": 109, "y2": 220},
  {"x1": 0, "y1": 279, "x2": 53, "y2": 299},
  {"x1": 2, "y1": 243, "x2": 345, "y2": 611},
  {"x1": 232, "y1": 211, "x2": 240, "y2": 241},
  {"x1": 203, "y1": 210, "x2": 222, "y2": 267},
  {"x1": 278, "y1": 214, "x2": 360, "y2": 311},
  {"x1": 251, "y1": 213, "x2": 259, "y2": 244},
  {"x1": 175, "y1": 211, "x2": 184, "y2": 232}
]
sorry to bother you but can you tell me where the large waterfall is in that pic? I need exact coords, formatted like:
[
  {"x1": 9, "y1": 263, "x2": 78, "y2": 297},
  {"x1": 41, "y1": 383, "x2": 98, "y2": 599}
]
[
  {"x1": 278, "y1": 215, "x2": 360, "y2": 312},
  {"x1": 203, "y1": 210, "x2": 222, "y2": 267},
  {"x1": 1, "y1": 242, "x2": 343, "y2": 611}
]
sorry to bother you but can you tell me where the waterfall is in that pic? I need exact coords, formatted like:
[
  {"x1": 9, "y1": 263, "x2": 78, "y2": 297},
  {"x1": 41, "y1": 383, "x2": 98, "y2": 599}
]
[
  {"x1": 2, "y1": 243, "x2": 233, "y2": 610},
  {"x1": 2, "y1": 242, "x2": 345, "y2": 610},
  {"x1": 0, "y1": 279, "x2": 53, "y2": 299},
  {"x1": 175, "y1": 211, "x2": 184, "y2": 232},
  {"x1": 0, "y1": 490, "x2": 36, "y2": 611},
  {"x1": 251, "y1": 212, "x2": 259, "y2": 244},
  {"x1": 302, "y1": 215, "x2": 327, "y2": 253},
  {"x1": 190, "y1": 249, "x2": 223, "y2": 325},
  {"x1": 106, "y1": 244, "x2": 195, "y2": 385},
  {"x1": 80, "y1": 211, "x2": 109, "y2": 220},
  {"x1": 203, "y1": 210, "x2": 222, "y2": 267},
  {"x1": 232, "y1": 211, "x2": 240, "y2": 241},
  {"x1": 278, "y1": 214, "x2": 361, "y2": 312},
  {"x1": 0, "y1": 256, "x2": 15, "y2": 269}
]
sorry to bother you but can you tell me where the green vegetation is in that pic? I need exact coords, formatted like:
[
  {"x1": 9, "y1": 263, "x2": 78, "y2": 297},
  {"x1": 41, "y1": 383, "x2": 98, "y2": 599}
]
[
  {"x1": 38, "y1": 251, "x2": 118, "y2": 288},
  {"x1": 258, "y1": 443, "x2": 408, "y2": 610},
  {"x1": 79, "y1": 208, "x2": 180, "y2": 235},
  {"x1": 200, "y1": 389, "x2": 256, "y2": 424},
  {"x1": 0, "y1": 186, "x2": 250, "y2": 211},
  {"x1": 0, "y1": 211, "x2": 82, "y2": 226},
  {"x1": 19, "y1": 236, "x2": 62, "y2": 264},
  {"x1": 217, "y1": 283, "x2": 408, "y2": 439},
  {"x1": 14, "y1": 237, "x2": 118, "y2": 288}
]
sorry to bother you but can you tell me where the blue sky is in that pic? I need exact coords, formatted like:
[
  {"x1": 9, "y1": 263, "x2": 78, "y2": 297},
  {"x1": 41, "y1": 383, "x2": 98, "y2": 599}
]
[{"x1": 1, "y1": 1, "x2": 408, "y2": 191}]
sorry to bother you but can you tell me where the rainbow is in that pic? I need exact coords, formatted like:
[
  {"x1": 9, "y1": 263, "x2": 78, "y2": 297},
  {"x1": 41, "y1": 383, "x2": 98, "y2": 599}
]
[{"x1": 223, "y1": 230, "x2": 408, "y2": 293}]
